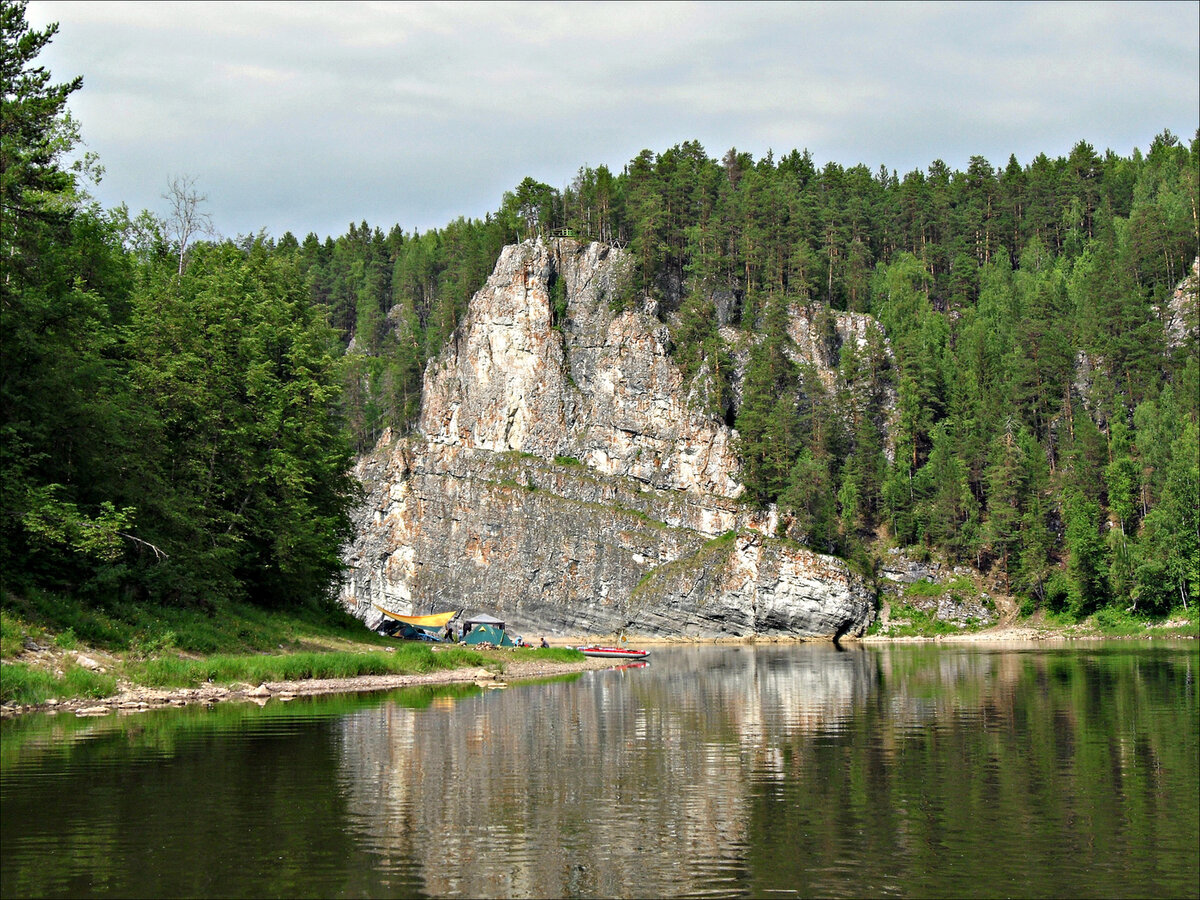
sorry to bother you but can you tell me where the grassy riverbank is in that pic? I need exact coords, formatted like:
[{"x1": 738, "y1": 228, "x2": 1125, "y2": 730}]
[
  {"x1": 2, "y1": 587, "x2": 1195, "y2": 711},
  {"x1": 0, "y1": 591, "x2": 586, "y2": 709}
]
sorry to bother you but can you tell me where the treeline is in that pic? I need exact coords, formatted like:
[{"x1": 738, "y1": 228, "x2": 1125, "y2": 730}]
[{"x1": 586, "y1": 138, "x2": 1198, "y2": 617}]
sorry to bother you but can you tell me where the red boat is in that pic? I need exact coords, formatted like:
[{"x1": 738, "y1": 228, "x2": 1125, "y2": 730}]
[{"x1": 577, "y1": 645, "x2": 650, "y2": 660}]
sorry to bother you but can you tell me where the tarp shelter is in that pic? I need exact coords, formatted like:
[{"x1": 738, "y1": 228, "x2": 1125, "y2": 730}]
[
  {"x1": 462, "y1": 623, "x2": 515, "y2": 647},
  {"x1": 374, "y1": 606, "x2": 461, "y2": 629}
]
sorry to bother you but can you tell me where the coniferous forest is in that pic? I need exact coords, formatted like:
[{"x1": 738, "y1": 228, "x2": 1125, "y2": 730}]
[{"x1": 3, "y1": 4, "x2": 1197, "y2": 622}]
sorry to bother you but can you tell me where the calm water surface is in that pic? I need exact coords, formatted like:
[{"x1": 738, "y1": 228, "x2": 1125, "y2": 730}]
[{"x1": 2, "y1": 642, "x2": 1197, "y2": 899}]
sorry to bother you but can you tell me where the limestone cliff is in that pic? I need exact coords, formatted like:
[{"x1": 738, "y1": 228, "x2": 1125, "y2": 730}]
[{"x1": 341, "y1": 239, "x2": 875, "y2": 639}]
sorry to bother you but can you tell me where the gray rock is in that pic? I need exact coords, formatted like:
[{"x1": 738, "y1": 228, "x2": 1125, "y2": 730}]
[{"x1": 341, "y1": 239, "x2": 877, "y2": 640}]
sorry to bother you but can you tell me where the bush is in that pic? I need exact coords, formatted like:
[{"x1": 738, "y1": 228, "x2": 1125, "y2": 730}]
[
  {"x1": 1092, "y1": 605, "x2": 1144, "y2": 636},
  {"x1": 1044, "y1": 572, "x2": 1072, "y2": 614},
  {"x1": 53, "y1": 628, "x2": 79, "y2": 650}
]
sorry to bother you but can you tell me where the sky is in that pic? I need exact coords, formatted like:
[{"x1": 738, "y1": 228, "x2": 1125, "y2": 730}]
[{"x1": 24, "y1": 0, "x2": 1200, "y2": 242}]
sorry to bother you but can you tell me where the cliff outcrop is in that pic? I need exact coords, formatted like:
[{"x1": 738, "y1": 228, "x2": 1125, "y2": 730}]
[{"x1": 341, "y1": 239, "x2": 876, "y2": 639}]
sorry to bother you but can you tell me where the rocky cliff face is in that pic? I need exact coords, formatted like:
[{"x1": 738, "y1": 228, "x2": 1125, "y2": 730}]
[
  {"x1": 341, "y1": 239, "x2": 876, "y2": 639},
  {"x1": 1163, "y1": 257, "x2": 1198, "y2": 351}
]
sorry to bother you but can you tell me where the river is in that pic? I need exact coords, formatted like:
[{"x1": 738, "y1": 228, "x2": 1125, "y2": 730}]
[{"x1": 2, "y1": 641, "x2": 1196, "y2": 898}]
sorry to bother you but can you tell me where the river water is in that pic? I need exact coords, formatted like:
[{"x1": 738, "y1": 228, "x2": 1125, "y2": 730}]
[{"x1": 1, "y1": 641, "x2": 1196, "y2": 899}]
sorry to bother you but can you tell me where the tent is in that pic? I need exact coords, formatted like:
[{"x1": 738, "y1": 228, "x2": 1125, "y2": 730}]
[
  {"x1": 377, "y1": 620, "x2": 442, "y2": 642},
  {"x1": 463, "y1": 613, "x2": 505, "y2": 630},
  {"x1": 462, "y1": 623, "x2": 515, "y2": 647}
]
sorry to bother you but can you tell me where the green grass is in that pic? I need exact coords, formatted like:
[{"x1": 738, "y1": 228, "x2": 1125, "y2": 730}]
[
  {"x1": 2, "y1": 588, "x2": 390, "y2": 656},
  {"x1": 554, "y1": 454, "x2": 584, "y2": 467},
  {"x1": 1089, "y1": 604, "x2": 1200, "y2": 637},
  {"x1": 124, "y1": 645, "x2": 492, "y2": 689},
  {"x1": 1, "y1": 661, "x2": 117, "y2": 705},
  {"x1": 1, "y1": 610, "x2": 28, "y2": 658},
  {"x1": 707, "y1": 529, "x2": 739, "y2": 548},
  {"x1": 2, "y1": 587, "x2": 601, "y2": 707},
  {"x1": 53, "y1": 628, "x2": 79, "y2": 650},
  {"x1": 903, "y1": 579, "x2": 946, "y2": 599},
  {"x1": 631, "y1": 530, "x2": 740, "y2": 603},
  {"x1": 0, "y1": 663, "x2": 58, "y2": 704},
  {"x1": 1, "y1": 641, "x2": 587, "y2": 706}
]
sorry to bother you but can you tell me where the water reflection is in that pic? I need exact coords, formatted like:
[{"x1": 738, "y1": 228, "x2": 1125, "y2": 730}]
[{"x1": 2, "y1": 643, "x2": 1196, "y2": 899}]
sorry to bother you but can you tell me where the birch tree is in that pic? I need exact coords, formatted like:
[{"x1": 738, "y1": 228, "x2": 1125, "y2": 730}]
[{"x1": 162, "y1": 174, "x2": 213, "y2": 275}]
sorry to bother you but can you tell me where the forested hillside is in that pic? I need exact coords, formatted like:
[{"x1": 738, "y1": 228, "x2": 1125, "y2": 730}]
[
  {"x1": 303, "y1": 141, "x2": 1198, "y2": 619},
  {"x1": 2, "y1": 2, "x2": 1196, "y2": 620}
]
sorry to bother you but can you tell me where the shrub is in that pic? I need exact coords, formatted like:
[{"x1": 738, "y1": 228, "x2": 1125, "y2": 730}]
[{"x1": 53, "y1": 628, "x2": 78, "y2": 650}]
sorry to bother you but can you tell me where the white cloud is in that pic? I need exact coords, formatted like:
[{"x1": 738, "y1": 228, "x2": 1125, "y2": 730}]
[{"x1": 25, "y1": 0, "x2": 1200, "y2": 240}]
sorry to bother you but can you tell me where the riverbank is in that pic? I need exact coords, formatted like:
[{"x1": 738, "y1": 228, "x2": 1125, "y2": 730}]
[
  {"x1": 4, "y1": 613, "x2": 1194, "y2": 720},
  {"x1": 2, "y1": 653, "x2": 624, "y2": 719}
]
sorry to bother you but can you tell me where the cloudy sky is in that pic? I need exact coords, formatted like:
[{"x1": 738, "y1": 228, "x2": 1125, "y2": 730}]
[{"x1": 25, "y1": 0, "x2": 1200, "y2": 242}]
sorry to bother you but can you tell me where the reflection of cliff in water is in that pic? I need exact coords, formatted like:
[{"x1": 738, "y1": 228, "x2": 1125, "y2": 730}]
[
  {"x1": 328, "y1": 644, "x2": 1196, "y2": 898},
  {"x1": 332, "y1": 644, "x2": 879, "y2": 898}
]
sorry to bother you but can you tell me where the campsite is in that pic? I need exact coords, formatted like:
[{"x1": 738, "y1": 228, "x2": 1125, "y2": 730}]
[{"x1": 373, "y1": 606, "x2": 525, "y2": 647}]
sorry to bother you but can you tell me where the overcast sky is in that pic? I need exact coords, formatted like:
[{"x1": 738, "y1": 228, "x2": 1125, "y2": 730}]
[{"x1": 25, "y1": 0, "x2": 1200, "y2": 242}]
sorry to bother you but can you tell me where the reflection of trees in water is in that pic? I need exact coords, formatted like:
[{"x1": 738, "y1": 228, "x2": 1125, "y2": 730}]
[
  {"x1": 5, "y1": 648, "x2": 1191, "y2": 897},
  {"x1": 334, "y1": 645, "x2": 880, "y2": 897},
  {"x1": 334, "y1": 644, "x2": 1198, "y2": 898}
]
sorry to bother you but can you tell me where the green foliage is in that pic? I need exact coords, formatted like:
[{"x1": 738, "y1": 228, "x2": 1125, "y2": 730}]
[
  {"x1": 549, "y1": 267, "x2": 568, "y2": 327},
  {"x1": 541, "y1": 135, "x2": 1196, "y2": 624},
  {"x1": 124, "y1": 241, "x2": 358, "y2": 606},
  {"x1": 672, "y1": 292, "x2": 732, "y2": 416},
  {"x1": 879, "y1": 602, "x2": 962, "y2": 637},
  {"x1": 735, "y1": 297, "x2": 802, "y2": 505}
]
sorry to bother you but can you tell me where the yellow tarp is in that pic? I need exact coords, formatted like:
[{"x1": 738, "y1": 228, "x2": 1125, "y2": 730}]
[{"x1": 373, "y1": 606, "x2": 461, "y2": 629}]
